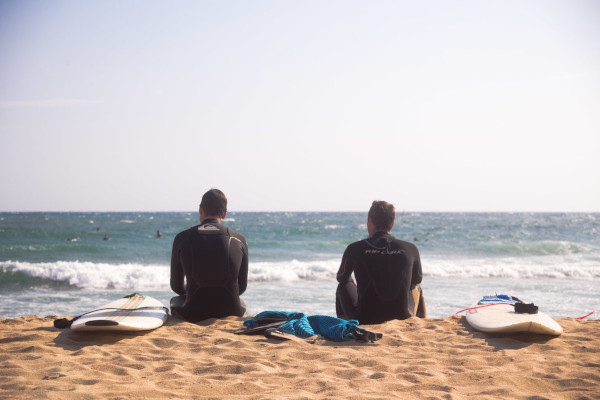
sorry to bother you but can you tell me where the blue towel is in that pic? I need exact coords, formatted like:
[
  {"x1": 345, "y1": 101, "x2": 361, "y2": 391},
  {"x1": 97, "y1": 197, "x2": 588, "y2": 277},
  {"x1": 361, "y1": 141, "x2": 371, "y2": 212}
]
[
  {"x1": 307, "y1": 314, "x2": 363, "y2": 341},
  {"x1": 279, "y1": 313, "x2": 315, "y2": 338},
  {"x1": 243, "y1": 311, "x2": 367, "y2": 342}
]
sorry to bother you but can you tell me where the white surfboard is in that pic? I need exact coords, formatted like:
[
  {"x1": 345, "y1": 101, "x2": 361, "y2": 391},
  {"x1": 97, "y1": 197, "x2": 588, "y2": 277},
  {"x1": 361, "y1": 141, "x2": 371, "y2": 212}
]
[
  {"x1": 465, "y1": 303, "x2": 563, "y2": 336},
  {"x1": 71, "y1": 293, "x2": 169, "y2": 332}
]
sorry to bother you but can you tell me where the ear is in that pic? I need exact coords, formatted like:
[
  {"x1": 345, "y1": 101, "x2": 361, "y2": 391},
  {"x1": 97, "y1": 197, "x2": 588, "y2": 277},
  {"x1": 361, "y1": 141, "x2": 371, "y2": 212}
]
[
  {"x1": 366, "y1": 216, "x2": 375, "y2": 237},
  {"x1": 221, "y1": 211, "x2": 227, "y2": 219}
]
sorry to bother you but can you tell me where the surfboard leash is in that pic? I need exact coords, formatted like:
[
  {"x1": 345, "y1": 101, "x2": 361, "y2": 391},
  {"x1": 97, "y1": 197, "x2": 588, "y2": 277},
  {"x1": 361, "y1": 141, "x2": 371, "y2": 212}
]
[
  {"x1": 452, "y1": 303, "x2": 508, "y2": 319},
  {"x1": 576, "y1": 311, "x2": 595, "y2": 320}
]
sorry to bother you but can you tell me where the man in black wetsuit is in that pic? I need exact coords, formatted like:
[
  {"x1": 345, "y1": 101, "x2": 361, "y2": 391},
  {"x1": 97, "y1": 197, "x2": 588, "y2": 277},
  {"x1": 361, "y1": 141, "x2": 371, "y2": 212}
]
[
  {"x1": 170, "y1": 189, "x2": 248, "y2": 322},
  {"x1": 335, "y1": 201, "x2": 424, "y2": 324}
]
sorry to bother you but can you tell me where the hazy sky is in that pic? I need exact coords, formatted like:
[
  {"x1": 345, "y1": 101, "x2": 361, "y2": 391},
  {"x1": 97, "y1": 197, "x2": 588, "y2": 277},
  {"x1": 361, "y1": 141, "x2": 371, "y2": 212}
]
[{"x1": 1, "y1": 1, "x2": 599, "y2": 212}]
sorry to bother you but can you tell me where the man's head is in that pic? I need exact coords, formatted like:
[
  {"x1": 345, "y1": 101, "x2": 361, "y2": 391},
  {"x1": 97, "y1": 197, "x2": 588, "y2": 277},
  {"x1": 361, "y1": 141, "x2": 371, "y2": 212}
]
[
  {"x1": 367, "y1": 200, "x2": 395, "y2": 236},
  {"x1": 200, "y1": 188, "x2": 227, "y2": 220}
]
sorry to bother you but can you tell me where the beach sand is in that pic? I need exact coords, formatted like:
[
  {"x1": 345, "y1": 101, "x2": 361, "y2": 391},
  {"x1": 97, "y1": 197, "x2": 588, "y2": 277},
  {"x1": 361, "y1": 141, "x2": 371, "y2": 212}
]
[{"x1": 1, "y1": 315, "x2": 598, "y2": 399}]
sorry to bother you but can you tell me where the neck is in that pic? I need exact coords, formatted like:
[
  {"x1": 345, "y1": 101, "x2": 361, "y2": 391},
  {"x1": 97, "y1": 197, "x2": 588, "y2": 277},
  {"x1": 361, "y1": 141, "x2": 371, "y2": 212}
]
[
  {"x1": 369, "y1": 230, "x2": 389, "y2": 238},
  {"x1": 199, "y1": 207, "x2": 226, "y2": 224}
]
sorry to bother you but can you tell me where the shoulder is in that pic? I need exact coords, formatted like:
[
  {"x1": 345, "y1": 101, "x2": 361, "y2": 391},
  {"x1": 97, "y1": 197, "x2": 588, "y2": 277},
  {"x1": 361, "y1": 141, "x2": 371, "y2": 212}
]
[
  {"x1": 228, "y1": 228, "x2": 247, "y2": 245},
  {"x1": 345, "y1": 239, "x2": 365, "y2": 249},
  {"x1": 390, "y1": 236, "x2": 420, "y2": 253},
  {"x1": 344, "y1": 239, "x2": 367, "y2": 254},
  {"x1": 172, "y1": 227, "x2": 194, "y2": 248},
  {"x1": 174, "y1": 226, "x2": 196, "y2": 240}
]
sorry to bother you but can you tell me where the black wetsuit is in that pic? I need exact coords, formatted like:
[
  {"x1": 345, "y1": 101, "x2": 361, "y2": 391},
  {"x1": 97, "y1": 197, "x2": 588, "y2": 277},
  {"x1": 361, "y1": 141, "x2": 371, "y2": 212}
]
[
  {"x1": 170, "y1": 219, "x2": 248, "y2": 322},
  {"x1": 336, "y1": 231, "x2": 423, "y2": 324}
]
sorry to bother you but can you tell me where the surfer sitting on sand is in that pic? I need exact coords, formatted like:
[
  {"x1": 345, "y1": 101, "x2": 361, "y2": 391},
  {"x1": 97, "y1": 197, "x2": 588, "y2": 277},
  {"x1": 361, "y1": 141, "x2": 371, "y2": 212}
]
[
  {"x1": 335, "y1": 200, "x2": 426, "y2": 324},
  {"x1": 169, "y1": 189, "x2": 249, "y2": 322}
]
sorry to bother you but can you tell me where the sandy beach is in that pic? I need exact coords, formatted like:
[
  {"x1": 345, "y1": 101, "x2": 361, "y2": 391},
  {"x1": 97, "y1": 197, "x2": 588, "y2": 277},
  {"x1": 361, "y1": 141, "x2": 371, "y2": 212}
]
[{"x1": 1, "y1": 315, "x2": 598, "y2": 400}]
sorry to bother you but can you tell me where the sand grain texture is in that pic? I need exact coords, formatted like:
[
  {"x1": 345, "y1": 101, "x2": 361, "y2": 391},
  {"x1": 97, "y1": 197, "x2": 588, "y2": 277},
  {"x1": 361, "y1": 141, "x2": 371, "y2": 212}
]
[{"x1": 0, "y1": 315, "x2": 598, "y2": 399}]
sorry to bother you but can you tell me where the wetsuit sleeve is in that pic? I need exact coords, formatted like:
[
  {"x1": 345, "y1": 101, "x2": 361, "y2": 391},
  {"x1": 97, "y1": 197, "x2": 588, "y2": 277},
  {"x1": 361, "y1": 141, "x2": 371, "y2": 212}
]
[
  {"x1": 411, "y1": 245, "x2": 423, "y2": 289},
  {"x1": 336, "y1": 246, "x2": 355, "y2": 284},
  {"x1": 170, "y1": 232, "x2": 186, "y2": 296},
  {"x1": 238, "y1": 239, "x2": 248, "y2": 295}
]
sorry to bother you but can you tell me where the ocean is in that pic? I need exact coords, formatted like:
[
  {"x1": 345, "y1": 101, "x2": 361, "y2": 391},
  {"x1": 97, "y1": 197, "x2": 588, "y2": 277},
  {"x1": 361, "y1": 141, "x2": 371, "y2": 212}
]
[{"x1": 1, "y1": 212, "x2": 598, "y2": 320}]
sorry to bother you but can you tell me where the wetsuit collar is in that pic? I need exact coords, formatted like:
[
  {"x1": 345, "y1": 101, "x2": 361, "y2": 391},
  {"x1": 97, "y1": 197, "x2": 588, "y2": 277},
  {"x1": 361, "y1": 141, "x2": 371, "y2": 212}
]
[{"x1": 369, "y1": 231, "x2": 392, "y2": 242}]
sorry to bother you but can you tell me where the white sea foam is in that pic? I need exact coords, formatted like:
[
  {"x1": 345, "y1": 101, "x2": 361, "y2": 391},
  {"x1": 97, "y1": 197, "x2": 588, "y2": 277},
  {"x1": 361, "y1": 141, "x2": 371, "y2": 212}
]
[
  {"x1": 2, "y1": 255, "x2": 598, "y2": 292},
  {"x1": 2, "y1": 261, "x2": 170, "y2": 290},
  {"x1": 424, "y1": 255, "x2": 600, "y2": 279},
  {"x1": 248, "y1": 259, "x2": 339, "y2": 282}
]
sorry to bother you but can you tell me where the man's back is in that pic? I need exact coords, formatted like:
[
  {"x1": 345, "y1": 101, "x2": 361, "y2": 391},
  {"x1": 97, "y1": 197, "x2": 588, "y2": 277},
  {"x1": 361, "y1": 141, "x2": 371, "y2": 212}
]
[
  {"x1": 337, "y1": 231, "x2": 422, "y2": 324},
  {"x1": 170, "y1": 219, "x2": 248, "y2": 321}
]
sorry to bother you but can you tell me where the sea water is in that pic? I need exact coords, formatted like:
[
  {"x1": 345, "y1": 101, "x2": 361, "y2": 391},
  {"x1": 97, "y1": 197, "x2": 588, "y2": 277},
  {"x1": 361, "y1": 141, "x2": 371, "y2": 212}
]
[{"x1": 1, "y1": 212, "x2": 598, "y2": 320}]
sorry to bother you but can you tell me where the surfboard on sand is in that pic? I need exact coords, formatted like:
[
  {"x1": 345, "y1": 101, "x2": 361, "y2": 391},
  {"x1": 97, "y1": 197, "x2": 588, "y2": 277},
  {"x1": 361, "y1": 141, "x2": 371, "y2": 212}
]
[
  {"x1": 61, "y1": 293, "x2": 169, "y2": 332},
  {"x1": 465, "y1": 302, "x2": 563, "y2": 336}
]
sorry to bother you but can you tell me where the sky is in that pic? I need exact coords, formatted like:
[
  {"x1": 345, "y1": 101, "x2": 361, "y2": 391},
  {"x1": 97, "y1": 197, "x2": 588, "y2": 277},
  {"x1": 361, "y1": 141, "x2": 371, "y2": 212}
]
[{"x1": 1, "y1": 0, "x2": 599, "y2": 212}]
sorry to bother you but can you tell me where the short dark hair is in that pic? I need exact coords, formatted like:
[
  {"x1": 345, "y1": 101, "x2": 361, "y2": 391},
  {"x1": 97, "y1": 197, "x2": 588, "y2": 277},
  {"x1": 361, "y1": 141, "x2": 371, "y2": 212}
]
[
  {"x1": 368, "y1": 201, "x2": 395, "y2": 232},
  {"x1": 200, "y1": 188, "x2": 227, "y2": 216}
]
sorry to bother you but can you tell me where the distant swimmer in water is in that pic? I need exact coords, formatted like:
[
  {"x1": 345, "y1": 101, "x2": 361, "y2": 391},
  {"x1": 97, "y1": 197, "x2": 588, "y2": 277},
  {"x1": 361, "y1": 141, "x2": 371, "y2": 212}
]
[
  {"x1": 96, "y1": 227, "x2": 100, "y2": 233},
  {"x1": 157, "y1": 230, "x2": 162, "y2": 238},
  {"x1": 103, "y1": 234, "x2": 109, "y2": 241}
]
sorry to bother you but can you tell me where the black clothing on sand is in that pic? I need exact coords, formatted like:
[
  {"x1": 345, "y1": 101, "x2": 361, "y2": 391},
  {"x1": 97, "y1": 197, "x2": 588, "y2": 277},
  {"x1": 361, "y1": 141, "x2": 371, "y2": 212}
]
[
  {"x1": 170, "y1": 219, "x2": 248, "y2": 322},
  {"x1": 336, "y1": 231, "x2": 423, "y2": 324}
]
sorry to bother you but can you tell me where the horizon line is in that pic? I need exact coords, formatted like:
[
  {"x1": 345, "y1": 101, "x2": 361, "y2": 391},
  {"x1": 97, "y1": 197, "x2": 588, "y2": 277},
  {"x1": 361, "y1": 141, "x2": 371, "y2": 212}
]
[{"x1": 1, "y1": 210, "x2": 598, "y2": 214}]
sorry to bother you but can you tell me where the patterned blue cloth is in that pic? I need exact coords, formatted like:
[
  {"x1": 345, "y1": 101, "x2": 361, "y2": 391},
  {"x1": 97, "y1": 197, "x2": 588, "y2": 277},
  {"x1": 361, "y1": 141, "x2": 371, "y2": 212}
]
[
  {"x1": 243, "y1": 311, "x2": 367, "y2": 342},
  {"x1": 479, "y1": 294, "x2": 518, "y2": 304}
]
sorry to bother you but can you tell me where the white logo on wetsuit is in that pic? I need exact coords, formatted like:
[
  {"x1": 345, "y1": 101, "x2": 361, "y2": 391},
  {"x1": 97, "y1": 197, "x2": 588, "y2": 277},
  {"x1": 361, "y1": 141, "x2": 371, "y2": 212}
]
[
  {"x1": 198, "y1": 224, "x2": 220, "y2": 231},
  {"x1": 364, "y1": 249, "x2": 406, "y2": 255}
]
